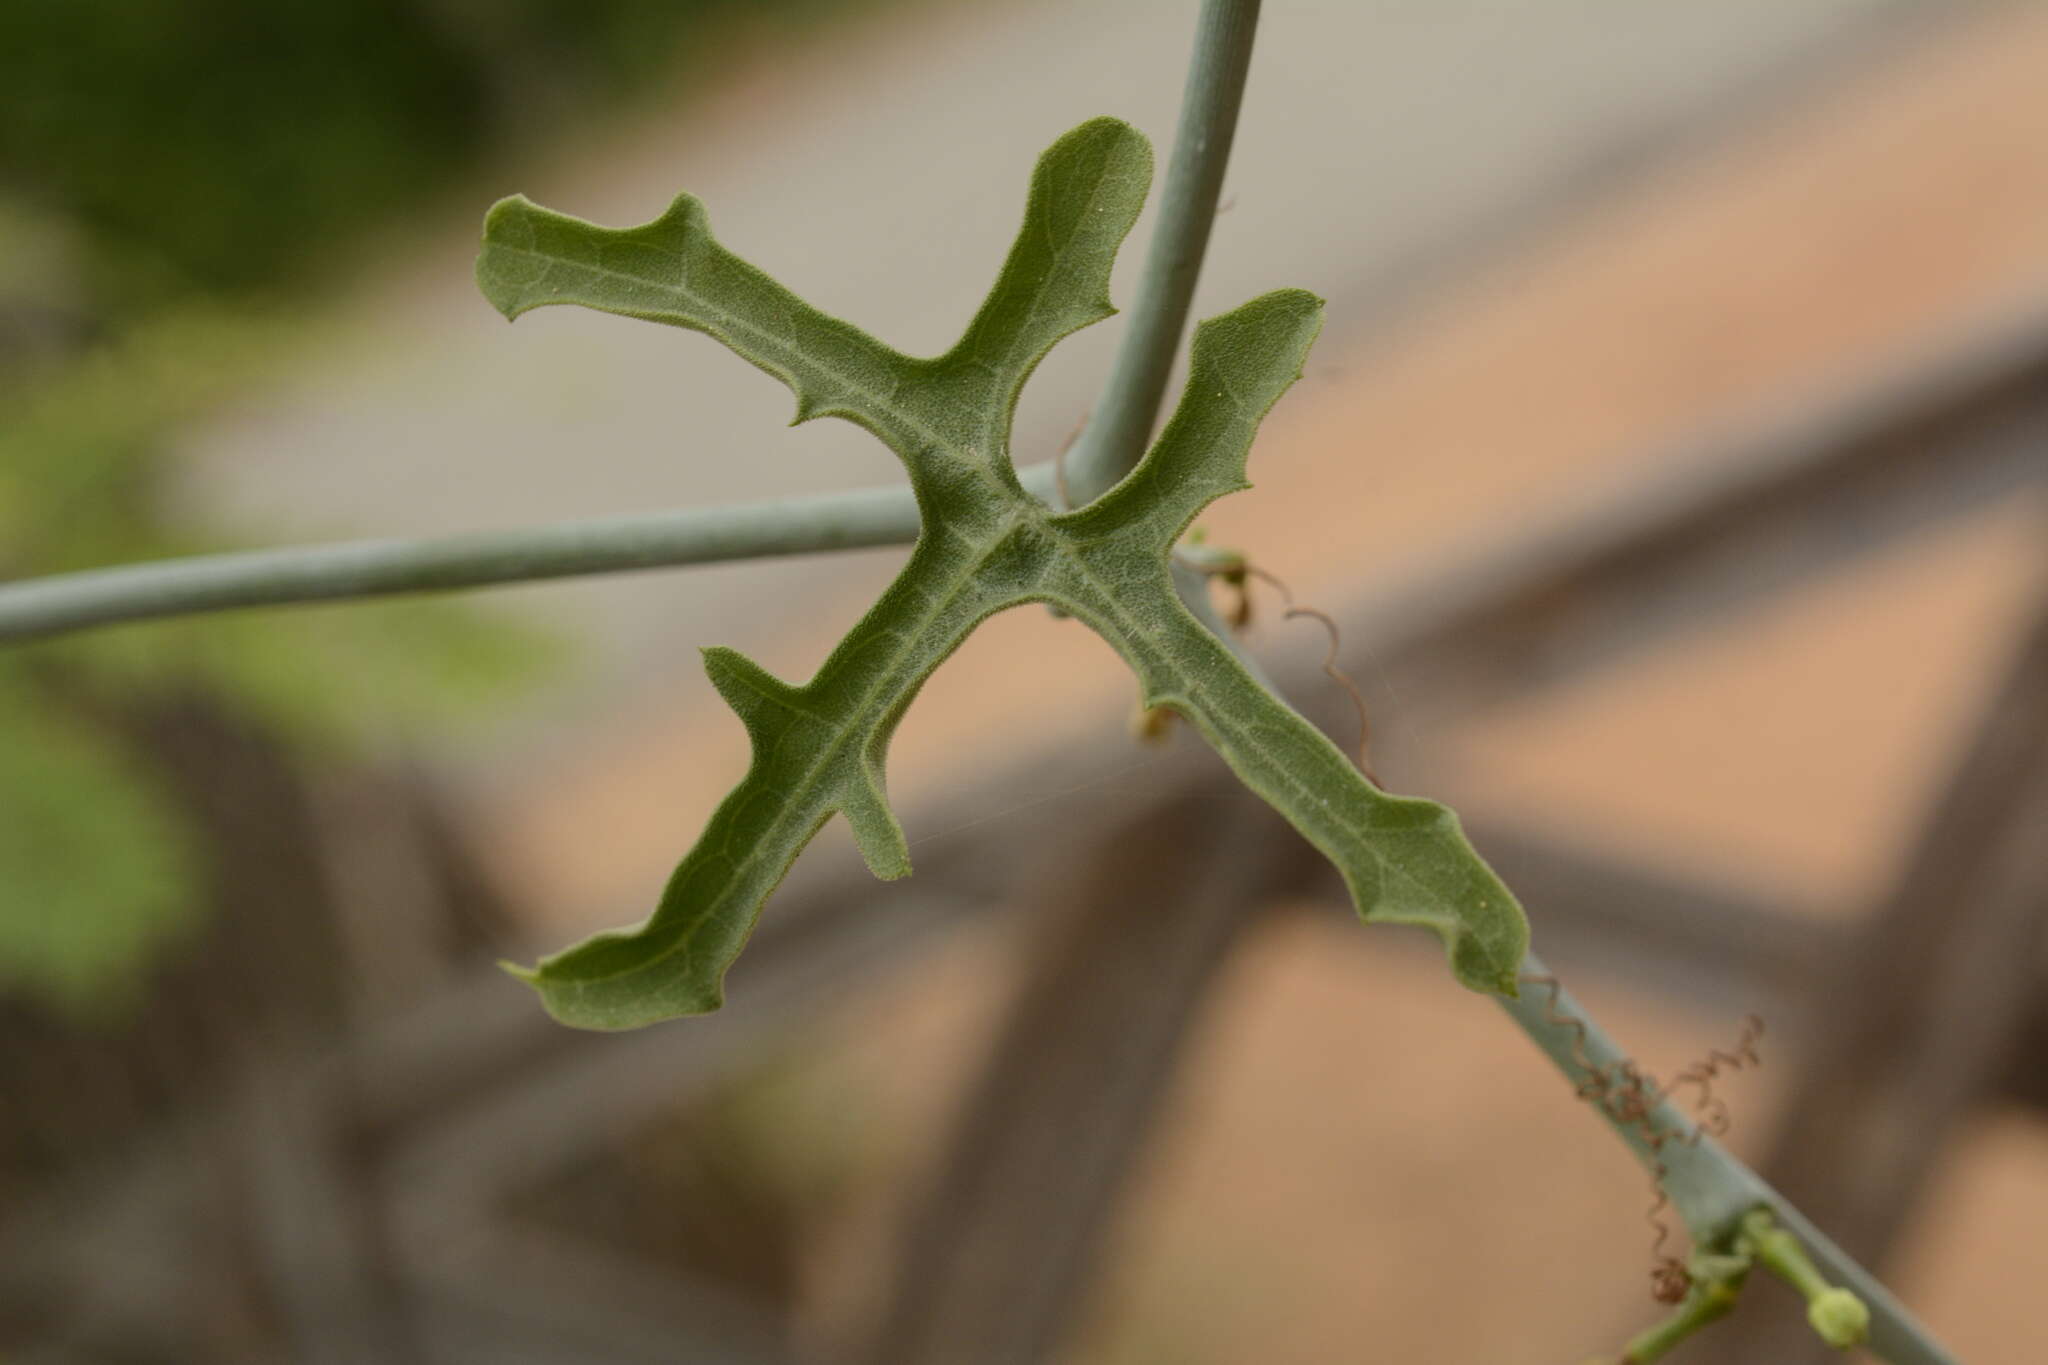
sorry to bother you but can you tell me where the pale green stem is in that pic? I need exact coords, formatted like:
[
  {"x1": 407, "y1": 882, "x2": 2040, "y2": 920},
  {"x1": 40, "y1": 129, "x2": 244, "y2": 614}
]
[
  {"x1": 1064, "y1": 0, "x2": 1263, "y2": 505},
  {"x1": 1747, "y1": 1211, "x2": 1838, "y2": 1303},
  {"x1": 1502, "y1": 962, "x2": 1954, "y2": 1364},
  {"x1": 1617, "y1": 1257, "x2": 1747, "y2": 1363},
  {"x1": 0, "y1": 465, "x2": 1047, "y2": 644},
  {"x1": 1739, "y1": 1209, "x2": 1872, "y2": 1349}
]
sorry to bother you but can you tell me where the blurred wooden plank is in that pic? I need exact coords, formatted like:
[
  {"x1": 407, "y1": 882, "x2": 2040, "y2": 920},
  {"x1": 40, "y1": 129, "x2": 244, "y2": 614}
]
[
  {"x1": 1453, "y1": 818, "x2": 1835, "y2": 1008},
  {"x1": 1347, "y1": 299, "x2": 2048, "y2": 726},
  {"x1": 1705, "y1": 591, "x2": 2048, "y2": 1363},
  {"x1": 859, "y1": 795, "x2": 1300, "y2": 1365},
  {"x1": 404, "y1": 1226, "x2": 798, "y2": 1365}
]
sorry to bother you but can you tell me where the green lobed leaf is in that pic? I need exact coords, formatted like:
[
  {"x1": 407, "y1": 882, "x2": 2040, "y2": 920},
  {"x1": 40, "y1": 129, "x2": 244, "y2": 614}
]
[{"x1": 478, "y1": 117, "x2": 1528, "y2": 1030}]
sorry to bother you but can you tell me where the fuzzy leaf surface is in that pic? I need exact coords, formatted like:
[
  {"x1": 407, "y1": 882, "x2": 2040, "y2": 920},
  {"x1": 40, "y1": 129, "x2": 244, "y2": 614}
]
[{"x1": 478, "y1": 117, "x2": 1528, "y2": 1029}]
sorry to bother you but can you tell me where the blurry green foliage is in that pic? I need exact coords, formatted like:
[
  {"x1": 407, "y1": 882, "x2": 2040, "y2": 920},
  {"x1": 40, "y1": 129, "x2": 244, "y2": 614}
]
[
  {"x1": 4, "y1": 0, "x2": 488, "y2": 307},
  {"x1": 0, "y1": 670, "x2": 197, "y2": 1016},
  {"x1": 0, "y1": 0, "x2": 854, "y2": 313},
  {"x1": 0, "y1": 0, "x2": 860, "y2": 1017},
  {"x1": 0, "y1": 314, "x2": 559, "y2": 1014}
]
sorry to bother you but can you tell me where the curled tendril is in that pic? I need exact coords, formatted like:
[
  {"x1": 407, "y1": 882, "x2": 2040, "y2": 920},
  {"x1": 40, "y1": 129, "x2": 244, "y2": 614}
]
[
  {"x1": 1239, "y1": 565, "x2": 1378, "y2": 785},
  {"x1": 1524, "y1": 974, "x2": 1764, "y2": 1303},
  {"x1": 1168, "y1": 547, "x2": 1380, "y2": 783}
]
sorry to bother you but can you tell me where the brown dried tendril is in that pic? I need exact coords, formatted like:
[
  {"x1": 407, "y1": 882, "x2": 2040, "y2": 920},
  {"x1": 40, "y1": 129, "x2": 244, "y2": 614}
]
[{"x1": 1524, "y1": 973, "x2": 1764, "y2": 1303}]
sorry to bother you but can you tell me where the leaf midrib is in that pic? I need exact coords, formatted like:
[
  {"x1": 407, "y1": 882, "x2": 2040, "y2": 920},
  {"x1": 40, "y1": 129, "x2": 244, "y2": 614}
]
[
  {"x1": 1047, "y1": 544, "x2": 1378, "y2": 861},
  {"x1": 580, "y1": 497, "x2": 1036, "y2": 988},
  {"x1": 1065, "y1": 568, "x2": 1514, "y2": 971},
  {"x1": 494, "y1": 236, "x2": 956, "y2": 458}
]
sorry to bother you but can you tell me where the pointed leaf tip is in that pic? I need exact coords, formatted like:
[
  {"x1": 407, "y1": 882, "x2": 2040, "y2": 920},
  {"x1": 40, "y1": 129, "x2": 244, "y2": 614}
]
[
  {"x1": 702, "y1": 645, "x2": 808, "y2": 744},
  {"x1": 1058, "y1": 287, "x2": 1325, "y2": 548}
]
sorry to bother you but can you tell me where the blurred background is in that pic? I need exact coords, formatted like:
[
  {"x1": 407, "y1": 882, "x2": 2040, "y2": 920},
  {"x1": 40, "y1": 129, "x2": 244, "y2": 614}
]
[{"x1": 3, "y1": 1, "x2": 2044, "y2": 1362}]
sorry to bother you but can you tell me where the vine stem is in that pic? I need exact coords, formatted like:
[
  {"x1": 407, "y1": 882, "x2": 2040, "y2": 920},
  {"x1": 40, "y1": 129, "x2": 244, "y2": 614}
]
[
  {"x1": 0, "y1": 470, "x2": 1036, "y2": 644},
  {"x1": 1064, "y1": 0, "x2": 1263, "y2": 504},
  {"x1": 1184, "y1": 569, "x2": 1955, "y2": 1365},
  {"x1": 1502, "y1": 957, "x2": 1956, "y2": 1365}
]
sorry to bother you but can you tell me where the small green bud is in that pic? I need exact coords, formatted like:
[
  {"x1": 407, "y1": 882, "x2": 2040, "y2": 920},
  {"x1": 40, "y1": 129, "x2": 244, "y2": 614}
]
[{"x1": 1806, "y1": 1288, "x2": 1869, "y2": 1348}]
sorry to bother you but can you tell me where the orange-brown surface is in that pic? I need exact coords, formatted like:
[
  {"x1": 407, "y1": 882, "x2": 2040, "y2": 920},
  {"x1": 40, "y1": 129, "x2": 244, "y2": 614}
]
[{"x1": 477, "y1": 7, "x2": 2048, "y2": 1361}]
